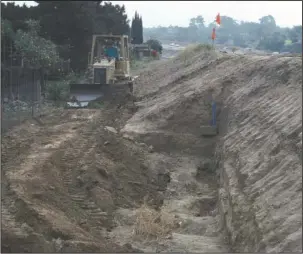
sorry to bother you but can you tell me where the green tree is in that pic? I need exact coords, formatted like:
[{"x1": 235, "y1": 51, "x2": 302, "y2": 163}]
[
  {"x1": 233, "y1": 34, "x2": 247, "y2": 47},
  {"x1": 35, "y1": 1, "x2": 95, "y2": 70},
  {"x1": 189, "y1": 15, "x2": 205, "y2": 30},
  {"x1": 95, "y1": 2, "x2": 130, "y2": 35},
  {"x1": 14, "y1": 20, "x2": 60, "y2": 67},
  {"x1": 146, "y1": 39, "x2": 163, "y2": 53},
  {"x1": 259, "y1": 15, "x2": 276, "y2": 27},
  {"x1": 282, "y1": 42, "x2": 302, "y2": 53},
  {"x1": 188, "y1": 15, "x2": 206, "y2": 42},
  {"x1": 258, "y1": 31, "x2": 286, "y2": 52},
  {"x1": 216, "y1": 16, "x2": 239, "y2": 44},
  {"x1": 144, "y1": 13, "x2": 297, "y2": 52},
  {"x1": 258, "y1": 15, "x2": 276, "y2": 39},
  {"x1": 1, "y1": 19, "x2": 15, "y2": 39},
  {"x1": 34, "y1": 1, "x2": 129, "y2": 70},
  {"x1": 238, "y1": 21, "x2": 260, "y2": 46},
  {"x1": 286, "y1": 25, "x2": 302, "y2": 43},
  {"x1": 1, "y1": 19, "x2": 16, "y2": 65},
  {"x1": 131, "y1": 11, "x2": 143, "y2": 44},
  {"x1": 139, "y1": 15, "x2": 143, "y2": 43},
  {"x1": 2, "y1": 1, "x2": 130, "y2": 71}
]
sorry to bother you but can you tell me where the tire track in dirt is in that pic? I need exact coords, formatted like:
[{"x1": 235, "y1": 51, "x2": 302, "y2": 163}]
[
  {"x1": 2, "y1": 85, "x2": 163, "y2": 252},
  {"x1": 1, "y1": 109, "x2": 107, "y2": 251},
  {"x1": 5, "y1": 110, "x2": 99, "y2": 187}
]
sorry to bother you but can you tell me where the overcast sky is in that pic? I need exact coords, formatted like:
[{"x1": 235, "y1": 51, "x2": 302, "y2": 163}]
[{"x1": 3, "y1": 1, "x2": 302, "y2": 28}]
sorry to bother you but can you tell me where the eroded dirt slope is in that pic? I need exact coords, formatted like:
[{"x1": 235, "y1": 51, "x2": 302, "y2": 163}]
[
  {"x1": 122, "y1": 48, "x2": 302, "y2": 252},
  {"x1": 217, "y1": 56, "x2": 302, "y2": 252}
]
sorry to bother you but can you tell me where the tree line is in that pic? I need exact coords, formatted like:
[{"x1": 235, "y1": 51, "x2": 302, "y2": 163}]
[
  {"x1": 144, "y1": 15, "x2": 302, "y2": 53},
  {"x1": 1, "y1": 1, "x2": 131, "y2": 72},
  {"x1": 130, "y1": 12, "x2": 163, "y2": 53}
]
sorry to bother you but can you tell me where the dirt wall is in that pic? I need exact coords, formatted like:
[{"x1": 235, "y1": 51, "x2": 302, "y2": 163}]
[
  {"x1": 217, "y1": 56, "x2": 302, "y2": 252},
  {"x1": 124, "y1": 47, "x2": 302, "y2": 252}
]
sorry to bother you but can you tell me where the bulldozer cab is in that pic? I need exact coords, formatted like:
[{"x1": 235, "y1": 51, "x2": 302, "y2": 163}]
[
  {"x1": 89, "y1": 35, "x2": 130, "y2": 81},
  {"x1": 68, "y1": 34, "x2": 132, "y2": 108}
]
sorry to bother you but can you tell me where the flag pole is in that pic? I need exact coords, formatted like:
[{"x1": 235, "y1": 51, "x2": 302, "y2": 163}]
[
  {"x1": 212, "y1": 13, "x2": 220, "y2": 50},
  {"x1": 211, "y1": 27, "x2": 216, "y2": 49}
]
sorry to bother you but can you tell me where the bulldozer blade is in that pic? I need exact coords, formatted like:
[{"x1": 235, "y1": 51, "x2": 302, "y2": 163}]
[{"x1": 67, "y1": 83, "x2": 106, "y2": 108}]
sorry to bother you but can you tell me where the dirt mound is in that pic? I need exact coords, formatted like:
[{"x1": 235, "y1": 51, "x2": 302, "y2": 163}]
[{"x1": 122, "y1": 46, "x2": 302, "y2": 252}]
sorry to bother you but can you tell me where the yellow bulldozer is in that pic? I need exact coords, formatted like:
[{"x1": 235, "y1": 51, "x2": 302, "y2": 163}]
[{"x1": 68, "y1": 34, "x2": 136, "y2": 107}]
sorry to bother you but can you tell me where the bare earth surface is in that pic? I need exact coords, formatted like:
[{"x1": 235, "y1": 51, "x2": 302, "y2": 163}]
[{"x1": 1, "y1": 48, "x2": 302, "y2": 252}]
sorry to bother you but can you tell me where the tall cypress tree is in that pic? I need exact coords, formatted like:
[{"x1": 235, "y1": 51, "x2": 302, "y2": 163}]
[
  {"x1": 131, "y1": 11, "x2": 143, "y2": 44},
  {"x1": 139, "y1": 15, "x2": 143, "y2": 43}
]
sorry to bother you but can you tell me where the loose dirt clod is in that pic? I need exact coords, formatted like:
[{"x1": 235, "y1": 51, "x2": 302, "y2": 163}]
[
  {"x1": 105, "y1": 126, "x2": 118, "y2": 134},
  {"x1": 148, "y1": 145, "x2": 154, "y2": 153}
]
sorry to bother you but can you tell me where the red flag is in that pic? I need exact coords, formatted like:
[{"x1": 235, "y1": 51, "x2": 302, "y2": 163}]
[
  {"x1": 211, "y1": 28, "x2": 216, "y2": 40},
  {"x1": 216, "y1": 13, "x2": 221, "y2": 25}
]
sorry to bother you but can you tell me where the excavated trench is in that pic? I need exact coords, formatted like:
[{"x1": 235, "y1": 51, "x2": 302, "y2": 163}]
[
  {"x1": 1, "y1": 82, "x2": 229, "y2": 252},
  {"x1": 108, "y1": 94, "x2": 231, "y2": 252}
]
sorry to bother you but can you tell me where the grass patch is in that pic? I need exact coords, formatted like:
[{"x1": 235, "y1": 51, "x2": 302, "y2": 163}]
[
  {"x1": 133, "y1": 203, "x2": 178, "y2": 240},
  {"x1": 176, "y1": 43, "x2": 213, "y2": 64}
]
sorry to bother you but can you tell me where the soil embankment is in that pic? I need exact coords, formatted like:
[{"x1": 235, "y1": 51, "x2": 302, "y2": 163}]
[{"x1": 122, "y1": 46, "x2": 302, "y2": 252}]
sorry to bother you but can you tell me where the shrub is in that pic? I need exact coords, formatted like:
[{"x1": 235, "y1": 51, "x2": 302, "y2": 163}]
[
  {"x1": 175, "y1": 43, "x2": 213, "y2": 64},
  {"x1": 133, "y1": 203, "x2": 178, "y2": 240},
  {"x1": 146, "y1": 39, "x2": 163, "y2": 54},
  {"x1": 45, "y1": 80, "x2": 70, "y2": 101}
]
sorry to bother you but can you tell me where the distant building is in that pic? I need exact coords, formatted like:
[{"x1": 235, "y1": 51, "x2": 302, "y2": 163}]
[{"x1": 130, "y1": 44, "x2": 152, "y2": 60}]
